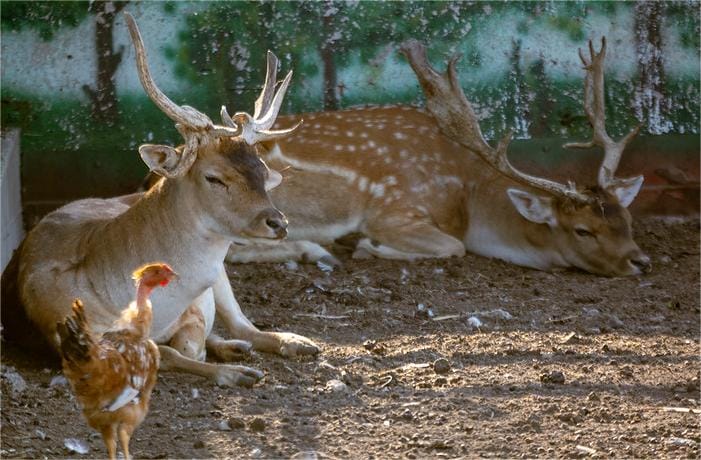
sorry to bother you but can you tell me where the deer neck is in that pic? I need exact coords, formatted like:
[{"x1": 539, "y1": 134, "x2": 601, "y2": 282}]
[
  {"x1": 93, "y1": 178, "x2": 232, "y2": 299},
  {"x1": 464, "y1": 180, "x2": 568, "y2": 270}
]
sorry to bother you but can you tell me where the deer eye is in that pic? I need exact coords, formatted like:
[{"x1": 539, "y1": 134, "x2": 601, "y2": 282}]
[
  {"x1": 574, "y1": 227, "x2": 594, "y2": 238},
  {"x1": 205, "y1": 175, "x2": 226, "y2": 187}
]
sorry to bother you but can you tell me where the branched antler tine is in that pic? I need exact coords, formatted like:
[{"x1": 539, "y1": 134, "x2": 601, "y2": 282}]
[
  {"x1": 577, "y1": 47, "x2": 589, "y2": 67},
  {"x1": 565, "y1": 36, "x2": 639, "y2": 187},
  {"x1": 124, "y1": 12, "x2": 211, "y2": 129},
  {"x1": 493, "y1": 130, "x2": 582, "y2": 198},
  {"x1": 597, "y1": 124, "x2": 641, "y2": 186},
  {"x1": 220, "y1": 105, "x2": 236, "y2": 128},
  {"x1": 254, "y1": 51, "x2": 279, "y2": 120},
  {"x1": 250, "y1": 120, "x2": 304, "y2": 144},
  {"x1": 402, "y1": 38, "x2": 585, "y2": 200},
  {"x1": 399, "y1": 39, "x2": 491, "y2": 154},
  {"x1": 254, "y1": 70, "x2": 293, "y2": 131}
]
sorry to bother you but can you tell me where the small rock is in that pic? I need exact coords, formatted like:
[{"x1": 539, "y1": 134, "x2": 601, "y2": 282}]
[
  {"x1": 434, "y1": 377, "x2": 448, "y2": 386},
  {"x1": 326, "y1": 379, "x2": 348, "y2": 393},
  {"x1": 415, "y1": 303, "x2": 435, "y2": 319},
  {"x1": 191, "y1": 388, "x2": 200, "y2": 399},
  {"x1": 433, "y1": 358, "x2": 451, "y2": 374},
  {"x1": 666, "y1": 437, "x2": 697, "y2": 447},
  {"x1": 659, "y1": 255, "x2": 672, "y2": 264},
  {"x1": 562, "y1": 332, "x2": 580, "y2": 345},
  {"x1": 249, "y1": 418, "x2": 266, "y2": 432},
  {"x1": 606, "y1": 314, "x2": 624, "y2": 329},
  {"x1": 341, "y1": 370, "x2": 364, "y2": 387},
  {"x1": 35, "y1": 429, "x2": 46, "y2": 440},
  {"x1": 400, "y1": 409, "x2": 414, "y2": 421},
  {"x1": 291, "y1": 451, "x2": 324, "y2": 460},
  {"x1": 228, "y1": 417, "x2": 246, "y2": 429},
  {"x1": 2, "y1": 366, "x2": 27, "y2": 398},
  {"x1": 400, "y1": 268, "x2": 410, "y2": 284},
  {"x1": 193, "y1": 440, "x2": 205, "y2": 449},
  {"x1": 249, "y1": 447, "x2": 263, "y2": 458},
  {"x1": 63, "y1": 438, "x2": 89, "y2": 455},
  {"x1": 363, "y1": 340, "x2": 386, "y2": 354},
  {"x1": 575, "y1": 445, "x2": 596, "y2": 456},
  {"x1": 284, "y1": 260, "x2": 299, "y2": 271},
  {"x1": 477, "y1": 308, "x2": 513, "y2": 320},
  {"x1": 316, "y1": 259, "x2": 334, "y2": 272},
  {"x1": 428, "y1": 440, "x2": 452, "y2": 450},
  {"x1": 586, "y1": 391, "x2": 600, "y2": 402},
  {"x1": 467, "y1": 316, "x2": 483, "y2": 328},
  {"x1": 217, "y1": 420, "x2": 231, "y2": 431},
  {"x1": 540, "y1": 370, "x2": 566, "y2": 385},
  {"x1": 49, "y1": 375, "x2": 68, "y2": 387}
]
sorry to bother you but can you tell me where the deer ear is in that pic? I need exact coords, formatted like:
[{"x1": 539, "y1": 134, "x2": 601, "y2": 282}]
[
  {"x1": 607, "y1": 175, "x2": 643, "y2": 208},
  {"x1": 507, "y1": 188, "x2": 557, "y2": 226},
  {"x1": 265, "y1": 168, "x2": 283, "y2": 191},
  {"x1": 138, "y1": 144, "x2": 182, "y2": 178}
]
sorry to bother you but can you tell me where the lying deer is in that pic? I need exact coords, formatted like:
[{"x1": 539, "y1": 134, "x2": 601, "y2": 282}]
[
  {"x1": 10, "y1": 13, "x2": 317, "y2": 387},
  {"x1": 227, "y1": 37, "x2": 651, "y2": 277}
]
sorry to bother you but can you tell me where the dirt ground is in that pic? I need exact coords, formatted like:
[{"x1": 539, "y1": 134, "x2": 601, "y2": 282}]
[{"x1": 2, "y1": 216, "x2": 699, "y2": 459}]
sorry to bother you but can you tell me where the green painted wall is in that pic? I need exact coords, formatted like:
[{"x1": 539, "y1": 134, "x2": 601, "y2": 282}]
[{"x1": 1, "y1": 1, "x2": 699, "y2": 222}]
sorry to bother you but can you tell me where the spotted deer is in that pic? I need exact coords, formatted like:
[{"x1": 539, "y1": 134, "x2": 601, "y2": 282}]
[
  {"x1": 228, "y1": 37, "x2": 650, "y2": 277},
  {"x1": 10, "y1": 13, "x2": 317, "y2": 387}
]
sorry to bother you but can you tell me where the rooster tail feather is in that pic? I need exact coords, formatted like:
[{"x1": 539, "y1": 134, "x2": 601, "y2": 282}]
[{"x1": 57, "y1": 300, "x2": 95, "y2": 363}]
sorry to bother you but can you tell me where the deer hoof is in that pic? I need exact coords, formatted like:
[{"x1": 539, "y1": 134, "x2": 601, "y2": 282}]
[
  {"x1": 277, "y1": 333, "x2": 320, "y2": 357},
  {"x1": 211, "y1": 339, "x2": 253, "y2": 361},
  {"x1": 214, "y1": 365, "x2": 264, "y2": 388}
]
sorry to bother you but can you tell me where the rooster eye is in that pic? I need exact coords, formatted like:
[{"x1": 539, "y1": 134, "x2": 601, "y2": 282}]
[
  {"x1": 575, "y1": 227, "x2": 594, "y2": 238},
  {"x1": 205, "y1": 175, "x2": 226, "y2": 187}
]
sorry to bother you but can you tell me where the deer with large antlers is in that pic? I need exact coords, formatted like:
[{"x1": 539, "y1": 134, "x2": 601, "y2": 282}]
[
  {"x1": 226, "y1": 37, "x2": 650, "y2": 277},
  {"x1": 9, "y1": 13, "x2": 317, "y2": 386}
]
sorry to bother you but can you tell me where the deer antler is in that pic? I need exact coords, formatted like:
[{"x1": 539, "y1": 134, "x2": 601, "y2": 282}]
[
  {"x1": 125, "y1": 13, "x2": 239, "y2": 139},
  {"x1": 400, "y1": 39, "x2": 586, "y2": 202},
  {"x1": 563, "y1": 37, "x2": 641, "y2": 189},
  {"x1": 220, "y1": 51, "x2": 302, "y2": 146}
]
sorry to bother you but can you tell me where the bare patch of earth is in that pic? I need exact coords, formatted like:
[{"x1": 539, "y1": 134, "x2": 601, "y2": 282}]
[{"x1": 2, "y1": 217, "x2": 699, "y2": 459}]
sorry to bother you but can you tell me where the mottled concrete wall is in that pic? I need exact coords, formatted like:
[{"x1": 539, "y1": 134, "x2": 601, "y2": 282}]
[{"x1": 1, "y1": 1, "x2": 698, "y2": 222}]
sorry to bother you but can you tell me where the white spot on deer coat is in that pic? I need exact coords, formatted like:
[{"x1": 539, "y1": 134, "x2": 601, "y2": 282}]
[
  {"x1": 369, "y1": 183, "x2": 385, "y2": 198},
  {"x1": 393, "y1": 132, "x2": 407, "y2": 140},
  {"x1": 268, "y1": 144, "x2": 358, "y2": 183},
  {"x1": 357, "y1": 176, "x2": 369, "y2": 192},
  {"x1": 383, "y1": 176, "x2": 398, "y2": 186}
]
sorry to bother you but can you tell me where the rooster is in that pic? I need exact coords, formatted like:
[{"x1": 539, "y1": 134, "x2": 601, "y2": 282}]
[{"x1": 57, "y1": 263, "x2": 177, "y2": 460}]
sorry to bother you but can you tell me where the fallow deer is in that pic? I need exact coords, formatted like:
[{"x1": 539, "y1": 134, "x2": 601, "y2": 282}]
[
  {"x1": 11, "y1": 13, "x2": 317, "y2": 387},
  {"x1": 228, "y1": 37, "x2": 651, "y2": 277}
]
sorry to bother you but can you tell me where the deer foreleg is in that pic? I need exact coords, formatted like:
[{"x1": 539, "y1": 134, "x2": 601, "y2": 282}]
[
  {"x1": 158, "y1": 345, "x2": 263, "y2": 387},
  {"x1": 356, "y1": 218, "x2": 465, "y2": 260},
  {"x1": 211, "y1": 267, "x2": 320, "y2": 357},
  {"x1": 226, "y1": 240, "x2": 339, "y2": 265}
]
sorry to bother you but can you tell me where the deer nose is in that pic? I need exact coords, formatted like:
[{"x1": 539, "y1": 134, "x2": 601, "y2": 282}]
[
  {"x1": 629, "y1": 253, "x2": 652, "y2": 274},
  {"x1": 260, "y1": 209, "x2": 287, "y2": 239}
]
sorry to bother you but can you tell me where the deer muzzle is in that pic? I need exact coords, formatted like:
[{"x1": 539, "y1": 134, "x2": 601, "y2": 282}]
[{"x1": 246, "y1": 208, "x2": 288, "y2": 240}]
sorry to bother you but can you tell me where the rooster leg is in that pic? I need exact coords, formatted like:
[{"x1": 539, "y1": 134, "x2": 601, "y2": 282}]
[
  {"x1": 158, "y1": 344, "x2": 264, "y2": 387},
  {"x1": 101, "y1": 426, "x2": 117, "y2": 460},
  {"x1": 118, "y1": 425, "x2": 132, "y2": 460}
]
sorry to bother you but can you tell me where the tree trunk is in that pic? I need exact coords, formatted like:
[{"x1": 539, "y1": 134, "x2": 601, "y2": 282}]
[
  {"x1": 320, "y1": 1, "x2": 339, "y2": 110},
  {"x1": 82, "y1": 1, "x2": 127, "y2": 124},
  {"x1": 633, "y1": 1, "x2": 670, "y2": 134},
  {"x1": 507, "y1": 39, "x2": 529, "y2": 138}
]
